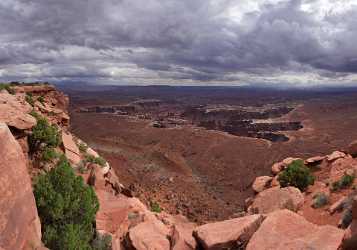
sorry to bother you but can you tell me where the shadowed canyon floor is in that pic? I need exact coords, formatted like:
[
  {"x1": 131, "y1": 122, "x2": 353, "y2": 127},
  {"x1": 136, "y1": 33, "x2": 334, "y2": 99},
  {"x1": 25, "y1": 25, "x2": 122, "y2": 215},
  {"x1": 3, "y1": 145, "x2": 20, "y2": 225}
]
[{"x1": 66, "y1": 85, "x2": 357, "y2": 223}]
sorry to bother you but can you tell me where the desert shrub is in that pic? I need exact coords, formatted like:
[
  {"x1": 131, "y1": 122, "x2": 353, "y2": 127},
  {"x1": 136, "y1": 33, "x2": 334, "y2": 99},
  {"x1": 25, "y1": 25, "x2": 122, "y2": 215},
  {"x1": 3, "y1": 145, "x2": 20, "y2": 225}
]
[
  {"x1": 312, "y1": 193, "x2": 329, "y2": 208},
  {"x1": 37, "y1": 96, "x2": 45, "y2": 105},
  {"x1": 92, "y1": 232, "x2": 112, "y2": 250},
  {"x1": 340, "y1": 208, "x2": 353, "y2": 229},
  {"x1": 34, "y1": 157, "x2": 99, "y2": 250},
  {"x1": 278, "y1": 160, "x2": 315, "y2": 191},
  {"x1": 28, "y1": 117, "x2": 61, "y2": 152},
  {"x1": 150, "y1": 201, "x2": 162, "y2": 213},
  {"x1": 41, "y1": 148, "x2": 59, "y2": 162},
  {"x1": 85, "y1": 154, "x2": 106, "y2": 167},
  {"x1": 25, "y1": 93, "x2": 34, "y2": 106},
  {"x1": 331, "y1": 173, "x2": 355, "y2": 192},
  {"x1": 79, "y1": 142, "x2": 89, "y2": 153},
  {"x1": 29, "y1": 110, "x2": 41, "y2": 120}
]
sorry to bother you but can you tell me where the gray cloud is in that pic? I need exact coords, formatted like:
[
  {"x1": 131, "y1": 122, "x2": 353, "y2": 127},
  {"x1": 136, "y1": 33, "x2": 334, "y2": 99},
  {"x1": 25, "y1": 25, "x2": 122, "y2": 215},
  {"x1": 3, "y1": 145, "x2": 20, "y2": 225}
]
[{"x1": 0, "y1": 0, "x2": 357, "y2": 86}]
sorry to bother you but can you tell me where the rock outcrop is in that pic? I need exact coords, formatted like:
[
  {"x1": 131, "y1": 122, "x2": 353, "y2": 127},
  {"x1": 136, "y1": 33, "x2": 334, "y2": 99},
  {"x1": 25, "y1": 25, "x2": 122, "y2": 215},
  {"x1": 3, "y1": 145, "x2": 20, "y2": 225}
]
[
  {"x1": 246, "y1": 209, "x2": 345, "y2": 250},
  {"x1": 193, "y1": 214, "x2": 264, "y2": 249},
  {"x1": 0, "y1": 123, "x2": 43, "y2": 250},
  {"x1": 0, "y1": 91, "x2": 36, "y2": 130},
  {"x1": 248, "y1": 187, "x2": 304, "y2": 214},
  {"x1": 252, "y1": 176, "x2": 273, "y2": 193}
]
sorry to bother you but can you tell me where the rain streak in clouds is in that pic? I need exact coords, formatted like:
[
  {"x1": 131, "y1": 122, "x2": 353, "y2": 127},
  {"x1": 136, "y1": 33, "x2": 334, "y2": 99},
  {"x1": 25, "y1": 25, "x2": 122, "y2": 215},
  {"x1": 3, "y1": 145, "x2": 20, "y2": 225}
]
[{"x1": 0, "y1": 0, "x2": 357, "y2": 86}]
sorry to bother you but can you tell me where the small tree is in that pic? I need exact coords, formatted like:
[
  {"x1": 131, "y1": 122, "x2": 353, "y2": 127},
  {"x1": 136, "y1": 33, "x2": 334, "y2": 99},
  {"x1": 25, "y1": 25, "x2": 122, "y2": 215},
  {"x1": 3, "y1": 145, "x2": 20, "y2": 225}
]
[
  {"x1": 34, "y1": 157, "x2": 99, "y2": 250},
  {"x1": 28, "y1": 117, "x2": 61, "y2": 152},
  {"x1": 278, "y1": 160, "x2": 315, "y2": 191}
]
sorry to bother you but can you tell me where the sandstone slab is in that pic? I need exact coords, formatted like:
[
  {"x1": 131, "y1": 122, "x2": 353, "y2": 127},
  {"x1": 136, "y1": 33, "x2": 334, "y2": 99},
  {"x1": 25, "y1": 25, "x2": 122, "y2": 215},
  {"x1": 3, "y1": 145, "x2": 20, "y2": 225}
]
[
  {"x1": 248, "y1": 187, "x2": 304, "y2": 214},
  {"x1": 193, "y1": 214, "x2": 264, "y2": 250},
  {"x1": 246, "y1": 209, "x2": 345, "y2": 250},
  {"x1": 0, "y1": 91, "x2": 36, "y2": 130},
  {"x1": 252, "y1": 176, "x2": 273, "y2": 193},
  {"x1": 61, "y1": 131, "x2": 81, "y2": 165},
  {"x1": 0, "y1": 123, "x2": 42, "y2": 249}
]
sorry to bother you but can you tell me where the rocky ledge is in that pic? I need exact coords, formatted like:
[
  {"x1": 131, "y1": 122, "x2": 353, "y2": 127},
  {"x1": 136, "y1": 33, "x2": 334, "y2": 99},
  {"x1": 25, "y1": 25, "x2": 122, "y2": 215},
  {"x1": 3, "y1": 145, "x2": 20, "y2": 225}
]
[{"x1": 1, "y1": 83, "x2": 357, "y2": 250}]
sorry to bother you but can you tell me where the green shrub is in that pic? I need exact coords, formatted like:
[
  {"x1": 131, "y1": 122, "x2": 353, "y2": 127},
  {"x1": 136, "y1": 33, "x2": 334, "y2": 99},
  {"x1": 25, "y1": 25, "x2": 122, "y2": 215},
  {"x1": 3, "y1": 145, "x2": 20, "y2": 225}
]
[
  {"x1": 92, "y1": 232, "x2": 112, "y2": 250},
  {"x1": 34, "y1": 157, "x2": 99, "y2": 250},
  {"x1": 150, "y1": 201, "x2": 162, "y2": 213},
  {"x1": 41, "y1": 148, "x2": 59, "y2": 162},
  {"x1": 37, "y1": 96, "x2": 45, "y2": 105},
  {"x1": 85, "y1": 154, "x2": 106, "y2": 167},
  {"x1": 312, "y1": 193, "x2": 329, "y2": 208},
  {"x1": 25, "y1": 93, "x2": 34, "y2": 106},
  {"x1": 28, "y1": 117, "x2": 61, "y2": 152},
  {"x1": 278, "y1": 160, "x2": 315, "y2": 191},
  {"x1": 79, "y1": 143, "x2": 89, "y2": 153},
  {"x1": 29, "y1": 110, "x2": 41, "y2": 120},
  {"x1": 331, "y1": 173, "x2": 355, "y2": 192}
]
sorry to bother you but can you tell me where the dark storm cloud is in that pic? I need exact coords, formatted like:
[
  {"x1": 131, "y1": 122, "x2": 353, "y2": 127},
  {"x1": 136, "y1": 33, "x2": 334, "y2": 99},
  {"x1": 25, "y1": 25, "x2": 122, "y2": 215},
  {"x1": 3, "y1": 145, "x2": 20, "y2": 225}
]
[{"x1": 0, "y1": 0, "x2": 357, "y2": 85}]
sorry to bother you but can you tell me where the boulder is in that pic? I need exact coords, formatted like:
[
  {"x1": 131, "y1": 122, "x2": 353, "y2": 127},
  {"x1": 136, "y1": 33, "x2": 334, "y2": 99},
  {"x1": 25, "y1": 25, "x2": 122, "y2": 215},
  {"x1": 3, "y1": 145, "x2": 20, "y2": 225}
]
[
  {"x1": 0, "y1": 91, "x2": 36, "y2": 130},
  {"x1": 0, "y1": 123, "x2": 43, "y2": 249},
  {"x1": 282, "y1": 157, "x2": 302, "y2": 166},
  {"x1": 252, "y1": 176, "x2": 273, "y2": 193},
  {"x1": 305, "y1": 156, "x2": 325, "y2": 165},
  {"x1": 248, "y1": 187, "x2": 304, "y2": 214},
  {"x1": 193, "y1": 214, "x2": 264, "y2": 250},
  {"x1": 329, "y1": 157, "x2": 357, "y2": 182},
  {"x1": 61, "y1": 131, "x2": 81, "y2": 165},
  {"x1": 127, "y1": 220, "x2": 171, "y2": 250},
  {"x1": 327, "y1": 151, "x2": 347, "y2": 162},
  {"x1": 347, "y1": 140, "x2": 357, "y2": 157},
  {"x1": 329, "y1": 196, "x2": 347, "y2": 214},
  {"x1": 246, "y1": 209, "x2": 345, "y2": 250},
  {"x1": 271, "y1": 162, "x2": 284, "y2": 175}
]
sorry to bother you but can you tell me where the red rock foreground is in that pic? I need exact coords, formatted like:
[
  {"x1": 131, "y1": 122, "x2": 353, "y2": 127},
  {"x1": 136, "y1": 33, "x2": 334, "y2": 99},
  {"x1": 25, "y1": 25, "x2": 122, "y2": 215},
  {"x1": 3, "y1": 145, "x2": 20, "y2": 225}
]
[{"x1": 1, "y1": 84, "x2": 357, "y2": 250}]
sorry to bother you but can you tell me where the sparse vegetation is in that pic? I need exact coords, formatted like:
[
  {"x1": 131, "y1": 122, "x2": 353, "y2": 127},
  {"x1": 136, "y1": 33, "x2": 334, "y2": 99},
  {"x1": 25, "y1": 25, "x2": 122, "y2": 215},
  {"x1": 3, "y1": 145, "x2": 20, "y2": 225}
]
[
  {"x1": 278, "y1": 160, "x2": 315, "y2": 191},
  {"x1": 150, "y1": 201, "x2": 162, "y2": 213},
  {"x1": 312, "y1": 193, "x2": 329, "y2": 208},
  {"x1": 28, "y1": 116, "x2": 61, "y2": 153},
  {"x1": 85, "y1": 154, "x2": 106, "y2": 167},
  {"x1": 0, "y1": 83, "x2": 15, "y2": 94},
  {"x1": 34, "y1": 157, "x2": 99, "y2": 250},
  {"x1": 78, "y1": 142, "x2": 88, "y2": 153},
  {"x1": 331, "y1": 173, "x2": 355, "y2": 192},
  {"x1": 38, "y1": 95, "x2": 45, "y2": 105},
  {"x1": 25, "y1": 93, "x2": 35, "y2": 106},
  {"x1": 92, "y1": 232, "x2": 112, "y2": 250}
]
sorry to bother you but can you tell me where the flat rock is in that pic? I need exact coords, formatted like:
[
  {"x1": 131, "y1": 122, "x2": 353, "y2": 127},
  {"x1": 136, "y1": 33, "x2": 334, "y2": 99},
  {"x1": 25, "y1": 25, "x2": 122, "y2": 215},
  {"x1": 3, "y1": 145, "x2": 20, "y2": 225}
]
[
  {"x1": 252, "y1": 176, "x2": 273, "y2": 193},
  {"x1": 0, "y1": 123, "x2": 43, "y2": 249},
  {"x1": 327, "y1": 151, "x2": 347, "y2": 162},
  {"x1": 193, "y1": 214, "x2": 264, "y2": 250},
  {"x1": 248, "y1": 187, "x2": 304, "y2": 214},
  {"x1": 61, "y1": 131, "x2": 81, "y2": 165},
  {"x1": 0, "y1": 91, "x2": 36, "y2": 130},
  {"x1": 246, "y1": 209, "x2": 345, "y2": 250},
  {"x1": 305, "y1": 156, "x2": 325, "y2": 165},
  {"x1": 127, "y1": 219, "x2": 171, "y2": 250}
]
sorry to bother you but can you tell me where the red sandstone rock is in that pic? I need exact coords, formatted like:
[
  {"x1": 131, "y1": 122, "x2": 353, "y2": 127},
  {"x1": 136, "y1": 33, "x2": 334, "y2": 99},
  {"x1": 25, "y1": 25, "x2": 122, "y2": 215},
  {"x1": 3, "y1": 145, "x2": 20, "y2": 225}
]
[
  {"x1": 327, "y1": 151, "x2": 347, "y2": 162},
  {"x1": 248, "y1": 187, "x2": 304, "y2": 214},
  {"x1": 252, "y1": 176, "x2": 273, "y2": 193},
  {"x1": 0, "y1": 123, "x2": 43, "y2": 249},
  {"x1": 193, "y1": 214, "x2": 264, "y2": 250},
  {"x1": 271, "y1": 162, "x2": 284, "y2": 175},
  {"x1": 0, "y1": 91, "x2": 36, "y2": 130},
  {"x1": 282, "y1": 157, "x2": 302, "y2": 166},
  {"x1": 246, "y1": 209, "x2": 345, "y2": 250},
  {"x1": 127, "y1": 219, "x2": 171, "y2": 250},
  {"x1": 329, "y1": 196, "x2": 347, "y2": 214},
  {"x1": 61, "y1": 131, "x2": 81, "y2": 165},
  {"x1": 329, "y1": 157, "x2": 357, "y2": 182},
  {"x1": 305, "y1": 155, "x2": 325, "y2": 165}
]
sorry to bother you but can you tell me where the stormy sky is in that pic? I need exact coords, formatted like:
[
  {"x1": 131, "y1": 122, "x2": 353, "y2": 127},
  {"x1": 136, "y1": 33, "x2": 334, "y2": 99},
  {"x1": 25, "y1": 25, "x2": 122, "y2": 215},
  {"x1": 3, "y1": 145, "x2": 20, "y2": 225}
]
[{"x1": 0, "y1": 0, "x2": 357, "y2": 86}]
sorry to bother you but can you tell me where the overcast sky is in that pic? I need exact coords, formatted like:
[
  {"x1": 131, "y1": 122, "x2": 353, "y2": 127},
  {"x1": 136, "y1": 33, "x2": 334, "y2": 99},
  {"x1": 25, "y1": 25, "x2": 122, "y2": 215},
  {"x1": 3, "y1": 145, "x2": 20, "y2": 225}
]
[{"x1": 0, "y1": 0, "x2": 357, "y2": 86}]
